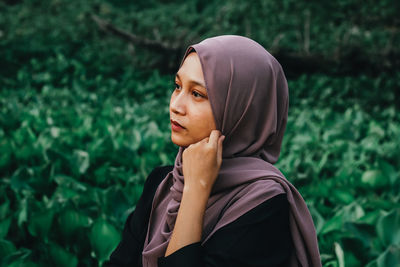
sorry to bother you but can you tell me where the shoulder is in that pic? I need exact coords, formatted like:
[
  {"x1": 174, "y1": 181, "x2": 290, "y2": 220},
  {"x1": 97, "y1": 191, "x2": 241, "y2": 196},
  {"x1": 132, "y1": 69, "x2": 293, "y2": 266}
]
[
  {"x1": 208, "y1": 178, "x2": 289, "y2": 242},
  {"x1": 202, "y1": 193, "x2": 292, "y2": 265},
  {"x1": 245, "y1": 193, "x2": 289, "y2": 220},
  {"x1": 221, "y1": 179, "x2": 286, "y2": 216},
  {"x1": 226, "y1": 193, "x2": 289, "y2": 228},
  {"x1": 216, "y1": 192, "x2": 290, "y2": 238}
]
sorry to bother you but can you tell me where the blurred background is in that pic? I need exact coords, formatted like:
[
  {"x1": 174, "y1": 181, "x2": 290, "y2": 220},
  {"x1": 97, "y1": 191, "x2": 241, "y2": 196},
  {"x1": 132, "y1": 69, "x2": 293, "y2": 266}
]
[{"x1": 0, "y1": 0, "x2": 399, "y2": 266}]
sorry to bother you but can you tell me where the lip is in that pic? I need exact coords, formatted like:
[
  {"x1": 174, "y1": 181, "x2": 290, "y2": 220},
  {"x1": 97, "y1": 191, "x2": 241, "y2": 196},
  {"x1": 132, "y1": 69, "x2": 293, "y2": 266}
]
[{"x1": 171, "y1": 119, "x2": 185, "y2": 131}]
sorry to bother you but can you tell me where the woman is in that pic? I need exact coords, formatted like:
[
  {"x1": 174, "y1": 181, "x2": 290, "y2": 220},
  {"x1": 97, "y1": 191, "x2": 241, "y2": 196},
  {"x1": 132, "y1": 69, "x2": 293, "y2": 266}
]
[{"x1": 105, "y1": 35, "x2": 321, "y2": 267}]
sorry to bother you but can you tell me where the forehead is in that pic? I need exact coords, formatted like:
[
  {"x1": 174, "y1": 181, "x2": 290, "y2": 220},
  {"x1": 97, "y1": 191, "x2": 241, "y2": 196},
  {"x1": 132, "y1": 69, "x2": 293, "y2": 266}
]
[{"x1": 177, "y1": 52, "x2": 204, "y2": 80}]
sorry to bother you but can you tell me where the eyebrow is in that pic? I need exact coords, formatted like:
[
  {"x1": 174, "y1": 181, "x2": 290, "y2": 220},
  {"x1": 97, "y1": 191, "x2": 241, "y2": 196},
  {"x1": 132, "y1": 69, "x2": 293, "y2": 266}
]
[{"x1": 175, "y1": 73, "x2": 207, "y2": 89}]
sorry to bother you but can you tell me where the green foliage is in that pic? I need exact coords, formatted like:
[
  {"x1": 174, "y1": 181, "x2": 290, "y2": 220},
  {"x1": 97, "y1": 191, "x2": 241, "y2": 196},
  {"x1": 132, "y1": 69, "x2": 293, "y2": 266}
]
[
  {"x1": 0, "y1": 0, "x2": 399, "y2": 266},
  {"x1": 90, "y1": 218, "x2": 121, "y2": 264}
]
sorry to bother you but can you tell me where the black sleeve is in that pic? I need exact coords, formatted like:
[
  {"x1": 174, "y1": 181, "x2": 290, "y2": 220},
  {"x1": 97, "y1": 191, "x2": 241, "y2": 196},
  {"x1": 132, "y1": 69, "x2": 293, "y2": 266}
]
[
  {"x1": 157, "y1": 193, "x2": 293, "y2": 267},
  {"x1": 103, "y1": 165, "x2": 173, "y2": 267}
]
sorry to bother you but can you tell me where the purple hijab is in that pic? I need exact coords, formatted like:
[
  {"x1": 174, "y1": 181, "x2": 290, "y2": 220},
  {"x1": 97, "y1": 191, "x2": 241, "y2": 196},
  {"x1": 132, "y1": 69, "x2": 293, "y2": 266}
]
[{"x1": 142, "y1": 35, "x2": 321, "y2": 267}]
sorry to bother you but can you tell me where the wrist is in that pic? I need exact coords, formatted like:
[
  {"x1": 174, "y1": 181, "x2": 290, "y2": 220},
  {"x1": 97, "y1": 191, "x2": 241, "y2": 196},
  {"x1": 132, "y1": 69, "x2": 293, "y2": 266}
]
[
  {"x1": 182, "y1": 185, "x2": 210, "y2": 206},
  {"x1": 183, "y1": 183, "x2": 211, "y2": 198},
  {"x1": 184, "y1": 175, "x2": 215, "y2": 193}
]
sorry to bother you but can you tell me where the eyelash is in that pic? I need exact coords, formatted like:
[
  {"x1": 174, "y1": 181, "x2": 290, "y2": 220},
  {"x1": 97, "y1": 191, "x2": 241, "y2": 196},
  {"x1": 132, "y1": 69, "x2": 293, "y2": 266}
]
[
  {"x1": 174, "y1": 82, "x2": 181, "y2": 90},
  {"x1": 174, "y1": 82, "x2": 204, "y2": 98}
]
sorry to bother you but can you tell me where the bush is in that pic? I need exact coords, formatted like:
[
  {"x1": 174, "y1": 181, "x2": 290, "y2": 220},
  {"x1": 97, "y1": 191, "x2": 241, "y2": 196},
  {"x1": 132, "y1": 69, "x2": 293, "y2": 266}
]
[{"x1": 0, "y1": 0, "x2": 399, "y2": 266}]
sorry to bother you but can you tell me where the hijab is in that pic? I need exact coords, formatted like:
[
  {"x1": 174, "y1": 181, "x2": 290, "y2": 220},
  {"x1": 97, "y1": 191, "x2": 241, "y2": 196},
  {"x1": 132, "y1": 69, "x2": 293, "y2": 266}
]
[{"x1": 142, "y1": 35, "x2": 321, "y2": 267}]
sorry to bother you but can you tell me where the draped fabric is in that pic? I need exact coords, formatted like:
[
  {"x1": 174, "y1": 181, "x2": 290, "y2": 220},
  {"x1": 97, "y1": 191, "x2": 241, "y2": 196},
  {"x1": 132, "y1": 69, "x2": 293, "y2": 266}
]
[{"x1": 142, "y1": 35, "x2": 321, "y2": 267}]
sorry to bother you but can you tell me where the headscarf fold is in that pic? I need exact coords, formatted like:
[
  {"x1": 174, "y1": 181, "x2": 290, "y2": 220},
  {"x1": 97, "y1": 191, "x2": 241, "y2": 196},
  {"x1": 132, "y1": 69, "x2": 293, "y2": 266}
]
[{"x1": 142, "y1": 35, "x2": 321, "y2": 267}]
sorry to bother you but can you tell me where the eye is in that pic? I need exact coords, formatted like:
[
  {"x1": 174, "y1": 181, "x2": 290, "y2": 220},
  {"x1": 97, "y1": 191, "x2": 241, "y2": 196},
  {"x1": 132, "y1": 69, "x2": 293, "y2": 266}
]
[
  {"x1": 192, "y1": 91, "x2": 204, "y2": 98},
  {"x1": 174, "y1": 82, "x2": 181, "y2": 90}
]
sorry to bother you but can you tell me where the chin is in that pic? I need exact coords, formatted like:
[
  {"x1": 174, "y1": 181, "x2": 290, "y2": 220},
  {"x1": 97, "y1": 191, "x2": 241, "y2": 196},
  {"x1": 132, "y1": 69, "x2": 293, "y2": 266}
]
[
  {"x1": 171, "y1": 133, "x2": 198, "y2": 148},
  {"x1": 171, "y1": 135, "x2": 189, "y2": 147}
]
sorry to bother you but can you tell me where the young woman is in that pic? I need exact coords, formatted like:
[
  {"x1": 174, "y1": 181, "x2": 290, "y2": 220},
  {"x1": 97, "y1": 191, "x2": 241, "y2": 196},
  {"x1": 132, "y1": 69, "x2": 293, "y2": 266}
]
[{"x1": 105, "y1": 35, "x2": 321, "y2": 267}]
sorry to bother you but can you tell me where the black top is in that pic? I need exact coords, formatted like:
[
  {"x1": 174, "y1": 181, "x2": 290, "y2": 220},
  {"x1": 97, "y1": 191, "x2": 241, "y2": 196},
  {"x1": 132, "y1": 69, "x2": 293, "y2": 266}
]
[{"x1": 104, "y1": 165, "x2": 293, "y2": 267}]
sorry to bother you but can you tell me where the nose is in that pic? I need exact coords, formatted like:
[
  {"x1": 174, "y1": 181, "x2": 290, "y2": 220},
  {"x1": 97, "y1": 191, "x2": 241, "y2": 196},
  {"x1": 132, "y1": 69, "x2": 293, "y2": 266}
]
[{"x1": 170, "y1": 90, "x2": 186, "y2": 115}]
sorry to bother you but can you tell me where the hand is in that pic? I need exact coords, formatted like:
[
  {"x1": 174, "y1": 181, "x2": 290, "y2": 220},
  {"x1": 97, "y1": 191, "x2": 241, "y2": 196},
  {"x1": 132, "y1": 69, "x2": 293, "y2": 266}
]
[
  {"x1": 165, "y1": 130, "x2": 224, "y2": 256},
  {"x1": 182, "y1": 130, "x2": 225, "y2": 195}
]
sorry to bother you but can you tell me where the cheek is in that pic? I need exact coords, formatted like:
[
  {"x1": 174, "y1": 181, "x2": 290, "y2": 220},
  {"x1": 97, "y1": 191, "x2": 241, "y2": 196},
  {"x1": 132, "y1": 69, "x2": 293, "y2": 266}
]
[{"x1": 192, "y1": 105, "x2": 216, "y2": 131}]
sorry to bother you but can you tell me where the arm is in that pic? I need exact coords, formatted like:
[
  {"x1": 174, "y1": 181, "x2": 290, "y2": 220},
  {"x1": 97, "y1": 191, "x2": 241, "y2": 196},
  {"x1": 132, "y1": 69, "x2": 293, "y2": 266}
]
[
  {"x1": 165, "y1": 130, "x2": 225, "y2": 256},
  {"x1": 164, "y1": 184, "x2": 209, "y2": 256}
]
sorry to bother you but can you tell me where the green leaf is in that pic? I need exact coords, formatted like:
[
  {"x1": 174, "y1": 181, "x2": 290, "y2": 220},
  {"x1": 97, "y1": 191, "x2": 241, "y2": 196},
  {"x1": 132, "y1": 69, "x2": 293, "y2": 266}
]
[
  {"x1": 365, "y1": 259, "x2": 378, "y2": 267},
  {"x1": 53, "y1": 186, "x2": 80, "y2": 201},
  {"x1": 338, "y1": 202, "x2": 365, "y2": 222},
  {"x1": 309, "y1": 205, "x2": 325, "y2": 234},
  {"x1": 71, "y1": 149, "x2": 90, "y2": 175},
  {"x1": 90, "y1": 218, "x2": 120, "y2": 263},
  {"x1": 48, "y1": 243, "x2": 78, "y2": 267},
  {"x1": 361, "y1": 170, "x2": 388, "y2": 188},
  {"x1": 334, "y1": 242, "x2": 345, "y2": 267},
  {"x1": 27, "y1": 209, "x2": 54, "y2": 241},
  {"x1": 0, "y1": 239, "x2": 16, "y2": 258},
  {"x1": 0, "y1": 138, "x2": 12, "y2": 169},
  {"x1": 0, "y1": 216, "x2": 12, "y2": 239},
  {"x1": 58, "y1": 208, "x2": 91, "y2": 239},
  {"x1": 0, "y1": 194, "x2": 10, "y2": 220},
  {"x1": 103, "y1": 187, "x2": 131, "y2": 220},
  {"x1": 368, "y1": 121, "x2": 385, "y2": 139},
  {"x1": 320, "y1": 203, "x2": 366, "y2": 235},
  {"x1": 358, "y1": 209, "x2": 385, "y2": 225},
  {"x1": 54, "y1": 175, "x2": 87, "y2": 192},
  {"x1": 343, "y1": 249, "x2": 362, "y2": 267},
  {"x1": 332, "y1": 189, "x2": 354, "y2": 204},
  {"x1": 378, "y1": 160, "x2": 398, "y2": 185},
  {"x1": 17, "y1": 199, "x2": 28, "y2": 227},
  {"x1": 1, "y1": 248, "x2": 38, "y2": 267},
  {"x1": 342, "y1": 223, "x2": 376, "y2": 256},
  {"x1": 93, "y1": 163, "x2": 110, "y2": 186},
  {"x1": 377, "y1": 209, "x2": 400, "y2": 247},
  {"x1": 124, "y1": 128, "x2": 142, "y2": 151},
  {"x1": 321, "y1": 214, "x2": 343, "y2": 234},
  {"x1": 10, "y1": 168, "x2": 33, "y2": 192},
  {"x1": 376, "y1": 245, "x2": 400, "y2": 267}
]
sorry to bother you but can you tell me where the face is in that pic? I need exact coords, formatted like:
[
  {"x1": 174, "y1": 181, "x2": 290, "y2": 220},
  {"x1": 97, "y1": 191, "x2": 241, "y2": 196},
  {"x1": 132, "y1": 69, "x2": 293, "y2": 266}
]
[{"x1": 170, "y1": 52, "x2": 216, "y2": 147}]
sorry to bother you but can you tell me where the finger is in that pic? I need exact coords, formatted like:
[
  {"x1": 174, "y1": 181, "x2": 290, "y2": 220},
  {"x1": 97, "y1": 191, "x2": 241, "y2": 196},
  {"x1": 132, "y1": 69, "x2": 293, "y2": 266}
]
[
  {"x1": 200, "y1": 137, "x2": 209, "y2": 143},
  {"x1": 208, "y1": 130, "x2": 221, "y2": 147},
  {"x1": 192, "y1": 137, "x2": 208, "y2": 146},
  {"x1": 217, "y1": 135, "x2": 225, "y2": 161}
]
